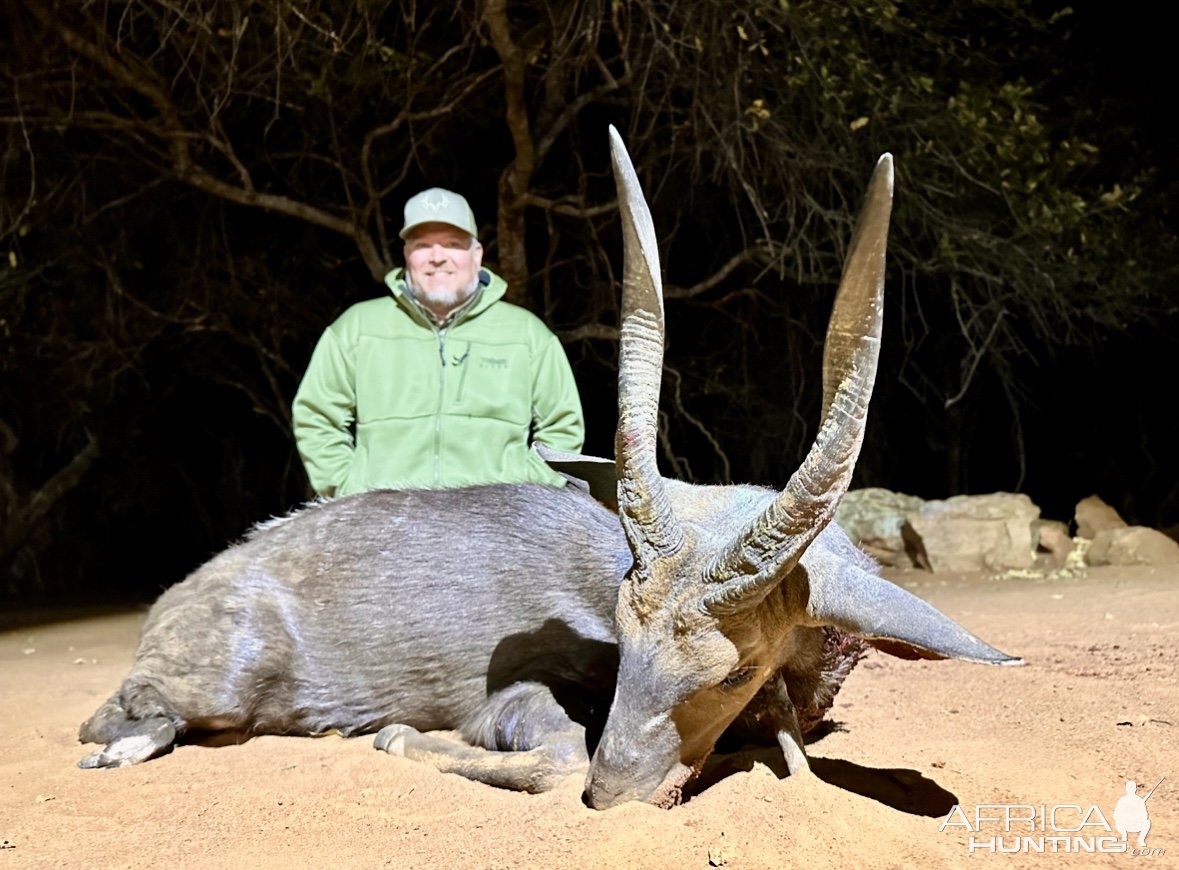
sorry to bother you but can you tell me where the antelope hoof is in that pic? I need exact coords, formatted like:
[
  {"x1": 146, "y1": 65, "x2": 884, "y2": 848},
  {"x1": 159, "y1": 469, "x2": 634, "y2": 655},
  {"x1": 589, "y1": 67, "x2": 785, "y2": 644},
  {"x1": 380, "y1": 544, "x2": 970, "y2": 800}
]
[
  {"x1": 77, "y1": 719, "x2": 176, "y2": 769},
  {"x1": 374, "y1": 724, "x2": 416, "y2": 756},
  {"x1": 78, "y1": 734, "x2": 165, "y2": 769}
]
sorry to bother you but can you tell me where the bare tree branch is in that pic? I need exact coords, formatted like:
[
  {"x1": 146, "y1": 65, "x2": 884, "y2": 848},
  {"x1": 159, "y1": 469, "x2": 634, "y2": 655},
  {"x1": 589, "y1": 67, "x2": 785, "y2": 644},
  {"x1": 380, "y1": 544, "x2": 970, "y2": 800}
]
[
  {"x1": 482, "y1": 0, "x2": 535, "y2": 302},
  {"x1": 0, "y1": 436, "x2": 100, "y2": 575}
]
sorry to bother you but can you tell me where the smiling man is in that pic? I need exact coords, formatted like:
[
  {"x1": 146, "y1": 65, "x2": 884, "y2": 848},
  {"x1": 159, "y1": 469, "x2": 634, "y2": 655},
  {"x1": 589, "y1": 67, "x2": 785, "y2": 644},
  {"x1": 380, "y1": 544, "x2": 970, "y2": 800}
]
[{"x1": 292, "y1": 187, "x2": 585, "y2": 496}]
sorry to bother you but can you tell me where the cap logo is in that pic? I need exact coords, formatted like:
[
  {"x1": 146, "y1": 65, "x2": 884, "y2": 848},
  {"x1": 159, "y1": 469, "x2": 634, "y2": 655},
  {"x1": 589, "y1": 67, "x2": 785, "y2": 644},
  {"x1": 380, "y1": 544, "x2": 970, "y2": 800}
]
[
  {"x1": 421, "y1": 191, "x2": 451, "y2": 214},
  {"x1": 400, "y1": 187, "x2": 477, "y2": 240}
]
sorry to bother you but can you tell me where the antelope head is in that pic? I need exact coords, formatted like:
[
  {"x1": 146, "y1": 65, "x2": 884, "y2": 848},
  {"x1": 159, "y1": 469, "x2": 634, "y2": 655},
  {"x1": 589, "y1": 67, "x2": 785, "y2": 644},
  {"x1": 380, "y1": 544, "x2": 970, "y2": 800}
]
[{"x1": 584, "y1": 127, "x2": 1020, "y2": 810}]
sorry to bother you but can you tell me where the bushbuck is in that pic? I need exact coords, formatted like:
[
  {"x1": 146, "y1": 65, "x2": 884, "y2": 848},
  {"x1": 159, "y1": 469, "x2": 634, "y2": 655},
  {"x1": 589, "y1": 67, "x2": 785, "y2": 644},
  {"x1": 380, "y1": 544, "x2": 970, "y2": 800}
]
[{"x1": 78, "y1": 128, "x2": 1019, "y2": 809}]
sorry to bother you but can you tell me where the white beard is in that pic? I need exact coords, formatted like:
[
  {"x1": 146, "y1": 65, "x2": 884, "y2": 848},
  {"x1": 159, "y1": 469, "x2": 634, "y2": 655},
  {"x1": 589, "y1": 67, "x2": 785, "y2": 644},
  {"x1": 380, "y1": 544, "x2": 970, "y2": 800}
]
[{"x1": 409, "y1": 275, "x2": 480, "y2": 311}]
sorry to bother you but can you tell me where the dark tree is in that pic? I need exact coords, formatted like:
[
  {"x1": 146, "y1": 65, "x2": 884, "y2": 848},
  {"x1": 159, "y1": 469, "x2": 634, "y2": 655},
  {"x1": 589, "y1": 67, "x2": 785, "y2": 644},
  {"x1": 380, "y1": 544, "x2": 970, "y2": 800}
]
[{"x1": 2, "y1": 0, "x2": 1175, "y2": 601}]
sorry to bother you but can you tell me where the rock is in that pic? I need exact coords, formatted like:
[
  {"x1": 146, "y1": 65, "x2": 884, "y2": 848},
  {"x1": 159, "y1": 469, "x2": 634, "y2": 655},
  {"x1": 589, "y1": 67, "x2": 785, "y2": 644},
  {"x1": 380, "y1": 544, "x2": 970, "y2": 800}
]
[
  {"x1": 1074, "y1": 495, "x2": 1127, "y2": 539},
  {"x1": 903, "y1": 493, "x2": 1040, "y2": 572},
  {"x1": 835, "y1": 488, "x2": 925, "y2": 567},
  {"x1": 1084, "y1": 526, "x2": 1179, "y2": 566},
  {"x1": 1034, "y1": 519, "x2": 1073, "y2": 568}
]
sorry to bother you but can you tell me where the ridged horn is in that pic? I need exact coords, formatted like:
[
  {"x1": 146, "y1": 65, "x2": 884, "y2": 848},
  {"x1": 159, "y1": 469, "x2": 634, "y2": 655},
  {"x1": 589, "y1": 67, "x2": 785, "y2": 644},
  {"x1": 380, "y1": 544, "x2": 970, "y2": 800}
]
[
  {"x1": 609, "y1": 126, "x2": 684, "y2": 560},
  {"x1": 703, "y1": 154, "x2": 894, "y2": 612}
]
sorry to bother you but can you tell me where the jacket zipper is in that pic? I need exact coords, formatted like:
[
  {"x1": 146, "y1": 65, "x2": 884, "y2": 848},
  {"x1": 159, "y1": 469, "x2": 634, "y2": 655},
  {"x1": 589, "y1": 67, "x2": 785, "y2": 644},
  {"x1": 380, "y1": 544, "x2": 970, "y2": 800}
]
[
  {"x1": 403, "y1": 279, "x2": 482, "y2": 487},
  {"x1": 433, "y1": 326, "x2": 448, "y2": 485}
]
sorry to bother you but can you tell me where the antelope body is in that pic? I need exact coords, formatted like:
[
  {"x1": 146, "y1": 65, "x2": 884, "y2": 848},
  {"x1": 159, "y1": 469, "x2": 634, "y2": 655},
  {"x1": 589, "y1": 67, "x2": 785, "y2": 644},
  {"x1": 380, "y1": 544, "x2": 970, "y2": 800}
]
[{"x1": 78, "y1": 130, "x2": 1020, "y2": 808}]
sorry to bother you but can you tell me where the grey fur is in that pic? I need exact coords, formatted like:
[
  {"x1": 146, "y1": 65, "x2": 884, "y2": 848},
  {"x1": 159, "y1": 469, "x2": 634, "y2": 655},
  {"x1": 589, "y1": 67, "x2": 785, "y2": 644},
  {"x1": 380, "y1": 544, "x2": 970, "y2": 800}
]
[{"x1": 79, "y1": 485, "x2": 625, "y2": 773}]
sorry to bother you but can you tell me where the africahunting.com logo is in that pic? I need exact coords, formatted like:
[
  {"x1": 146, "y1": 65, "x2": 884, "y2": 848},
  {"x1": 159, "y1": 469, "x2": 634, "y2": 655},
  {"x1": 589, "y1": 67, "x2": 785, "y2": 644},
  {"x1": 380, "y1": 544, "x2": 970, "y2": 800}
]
[{"x1": 940, "y1": 778, "x2": 1166, "y2": 855}]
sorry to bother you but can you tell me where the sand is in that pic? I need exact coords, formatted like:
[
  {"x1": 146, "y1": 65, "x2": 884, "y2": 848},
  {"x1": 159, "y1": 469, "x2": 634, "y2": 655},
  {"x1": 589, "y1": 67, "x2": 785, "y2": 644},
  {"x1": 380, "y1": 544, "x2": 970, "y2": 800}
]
[{"x1": 1, "y1": 565, "x2": 1175, "y2": 869}]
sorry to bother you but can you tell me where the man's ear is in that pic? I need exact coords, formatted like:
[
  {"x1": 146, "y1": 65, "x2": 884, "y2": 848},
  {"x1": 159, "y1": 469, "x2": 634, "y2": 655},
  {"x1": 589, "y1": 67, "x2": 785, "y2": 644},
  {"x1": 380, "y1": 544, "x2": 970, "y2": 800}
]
[{"x1": 472, "y1": 240, "x2": 484, "y2": 269}]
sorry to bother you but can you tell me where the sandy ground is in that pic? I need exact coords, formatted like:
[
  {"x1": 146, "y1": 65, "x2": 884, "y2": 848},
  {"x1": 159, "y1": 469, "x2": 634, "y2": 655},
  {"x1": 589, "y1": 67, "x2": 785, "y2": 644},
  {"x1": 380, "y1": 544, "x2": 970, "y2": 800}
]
[{"x1": 1, "y1": 565, "x2": 1175, "y2": 869}]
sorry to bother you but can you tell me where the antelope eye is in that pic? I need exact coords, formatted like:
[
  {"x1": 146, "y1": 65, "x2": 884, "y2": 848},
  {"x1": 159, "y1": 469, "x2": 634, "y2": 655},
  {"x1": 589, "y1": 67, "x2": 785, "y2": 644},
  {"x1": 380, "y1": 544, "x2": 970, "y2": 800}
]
[{"x1": 721, "y1": 666, "x2": 755, "y2": 690}]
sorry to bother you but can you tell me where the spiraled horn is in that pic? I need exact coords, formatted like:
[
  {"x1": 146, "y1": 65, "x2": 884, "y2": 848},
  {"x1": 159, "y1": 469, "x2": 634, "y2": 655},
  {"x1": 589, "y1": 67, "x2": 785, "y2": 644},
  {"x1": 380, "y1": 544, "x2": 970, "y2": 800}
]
[
  {"x1": 608, "y1": 125, "x2": 685, "y2": 562},
  {"x1": 703, "y1": 154, "x2": 894, "y2": 612}
]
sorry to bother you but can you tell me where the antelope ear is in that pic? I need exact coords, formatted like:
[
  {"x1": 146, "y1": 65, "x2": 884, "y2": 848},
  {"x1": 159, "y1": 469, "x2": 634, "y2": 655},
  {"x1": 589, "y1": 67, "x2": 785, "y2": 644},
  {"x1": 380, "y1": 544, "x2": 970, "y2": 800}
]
[
  {"x1": 805, "y1": 560, "x2": 1022, "y2": 665},
  {"x1": 532, "y1": 443, "x2": 619, "y2": 511}
]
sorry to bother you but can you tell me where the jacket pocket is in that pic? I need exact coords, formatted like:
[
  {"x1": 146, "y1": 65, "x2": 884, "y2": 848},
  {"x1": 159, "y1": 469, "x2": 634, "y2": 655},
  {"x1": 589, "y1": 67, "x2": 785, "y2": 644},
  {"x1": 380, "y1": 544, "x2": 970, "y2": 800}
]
[
  {"x1": 453, "y1": 341, "x2": 472, "y2": 404},
  {"x1": 450, "y1": 343, "x2": 529, "y2": 423}
]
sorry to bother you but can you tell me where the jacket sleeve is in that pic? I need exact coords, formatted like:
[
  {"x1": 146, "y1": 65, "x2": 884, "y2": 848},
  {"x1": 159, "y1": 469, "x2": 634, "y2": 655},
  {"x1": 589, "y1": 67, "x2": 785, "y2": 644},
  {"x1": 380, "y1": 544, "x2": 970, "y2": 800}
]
[
  {"x1": 530, "y1": 332, "x2": 585, "y2": 453},
  {"x1": 292, "y1": 324, "x2": 356, "y2": 497}
]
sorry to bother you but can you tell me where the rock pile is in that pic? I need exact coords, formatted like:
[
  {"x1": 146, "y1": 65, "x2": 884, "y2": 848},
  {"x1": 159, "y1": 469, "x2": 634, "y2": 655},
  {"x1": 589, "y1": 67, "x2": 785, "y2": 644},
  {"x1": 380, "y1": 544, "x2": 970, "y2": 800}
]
[{"x1": 836, "y1": 491, "x2": 1179, "y2": 571}]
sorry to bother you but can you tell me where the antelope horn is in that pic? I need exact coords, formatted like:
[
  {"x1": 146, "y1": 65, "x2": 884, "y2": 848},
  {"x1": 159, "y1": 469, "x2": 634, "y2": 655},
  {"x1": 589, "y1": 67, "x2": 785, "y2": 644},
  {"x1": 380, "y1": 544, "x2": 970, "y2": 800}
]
[
  {"x1": 805, "y1": 553, "x2": 1022, "y2": 665},
  {"x1": 703, "y1": 154, "x2": 894, "y2": 612},
  {"x1": 608, "y1": 125, "x2": 685, "y2": 561}
]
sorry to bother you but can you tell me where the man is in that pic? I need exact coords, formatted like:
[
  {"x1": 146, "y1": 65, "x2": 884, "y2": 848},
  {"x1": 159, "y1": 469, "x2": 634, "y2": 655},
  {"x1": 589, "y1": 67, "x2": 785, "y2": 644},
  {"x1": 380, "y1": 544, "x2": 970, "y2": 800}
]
[
  {"x1": 292, "y1": 187, "x2": 584, "y2": 496},
  {"x1": 1113, "y1": 780, "x2": 1154, "y2": 848}
]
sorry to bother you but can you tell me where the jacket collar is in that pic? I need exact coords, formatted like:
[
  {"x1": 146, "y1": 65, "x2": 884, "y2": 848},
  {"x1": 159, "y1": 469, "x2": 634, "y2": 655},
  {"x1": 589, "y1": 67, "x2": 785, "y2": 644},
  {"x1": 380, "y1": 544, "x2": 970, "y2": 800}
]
[{"x1": 384, "y1": 267, "x2": 508, "y2": 328}]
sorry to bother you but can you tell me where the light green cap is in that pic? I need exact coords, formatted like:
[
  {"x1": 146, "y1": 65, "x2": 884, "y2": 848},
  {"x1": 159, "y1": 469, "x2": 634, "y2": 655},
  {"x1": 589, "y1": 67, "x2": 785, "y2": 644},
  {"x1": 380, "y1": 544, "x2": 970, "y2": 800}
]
[{"x1": 400, "y1": 187, "x2": 478, "y2": 241}]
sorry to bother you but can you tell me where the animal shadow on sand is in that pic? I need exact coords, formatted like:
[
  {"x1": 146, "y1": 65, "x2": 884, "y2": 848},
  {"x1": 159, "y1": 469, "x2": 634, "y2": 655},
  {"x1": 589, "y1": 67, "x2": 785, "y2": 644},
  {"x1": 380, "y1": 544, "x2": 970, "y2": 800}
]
[{"x1": 690, "y1": 733, "x2": 959, "y2": 817}]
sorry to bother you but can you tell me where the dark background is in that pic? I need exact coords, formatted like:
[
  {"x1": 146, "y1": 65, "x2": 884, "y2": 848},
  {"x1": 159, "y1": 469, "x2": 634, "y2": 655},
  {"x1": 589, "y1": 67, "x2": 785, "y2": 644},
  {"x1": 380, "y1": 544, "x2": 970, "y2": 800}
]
[{"x1": 2, "y1": 1, "x2": 1176, "y2": 606}]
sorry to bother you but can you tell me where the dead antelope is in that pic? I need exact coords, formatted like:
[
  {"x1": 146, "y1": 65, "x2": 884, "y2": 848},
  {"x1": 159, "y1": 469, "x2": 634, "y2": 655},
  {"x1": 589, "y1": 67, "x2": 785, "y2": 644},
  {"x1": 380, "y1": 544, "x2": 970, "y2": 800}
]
[{"x1": 77, "y1": 128, "x2": 1019, "y2": 809}]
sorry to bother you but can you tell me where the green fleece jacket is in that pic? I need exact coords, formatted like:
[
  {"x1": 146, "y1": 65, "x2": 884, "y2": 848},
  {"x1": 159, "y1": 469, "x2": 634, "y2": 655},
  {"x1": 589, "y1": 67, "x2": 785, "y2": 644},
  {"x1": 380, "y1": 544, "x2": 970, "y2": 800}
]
[{"x1": 292, "y1": 268, "x2": 584, "y2": 496}]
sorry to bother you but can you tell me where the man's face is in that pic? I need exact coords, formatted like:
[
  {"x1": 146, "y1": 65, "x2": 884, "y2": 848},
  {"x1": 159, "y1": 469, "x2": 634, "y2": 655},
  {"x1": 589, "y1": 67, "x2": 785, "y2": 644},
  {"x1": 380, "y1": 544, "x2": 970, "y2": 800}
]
[{"x1": 403, "y1": 222, "x2": 483, "y2": 314}]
